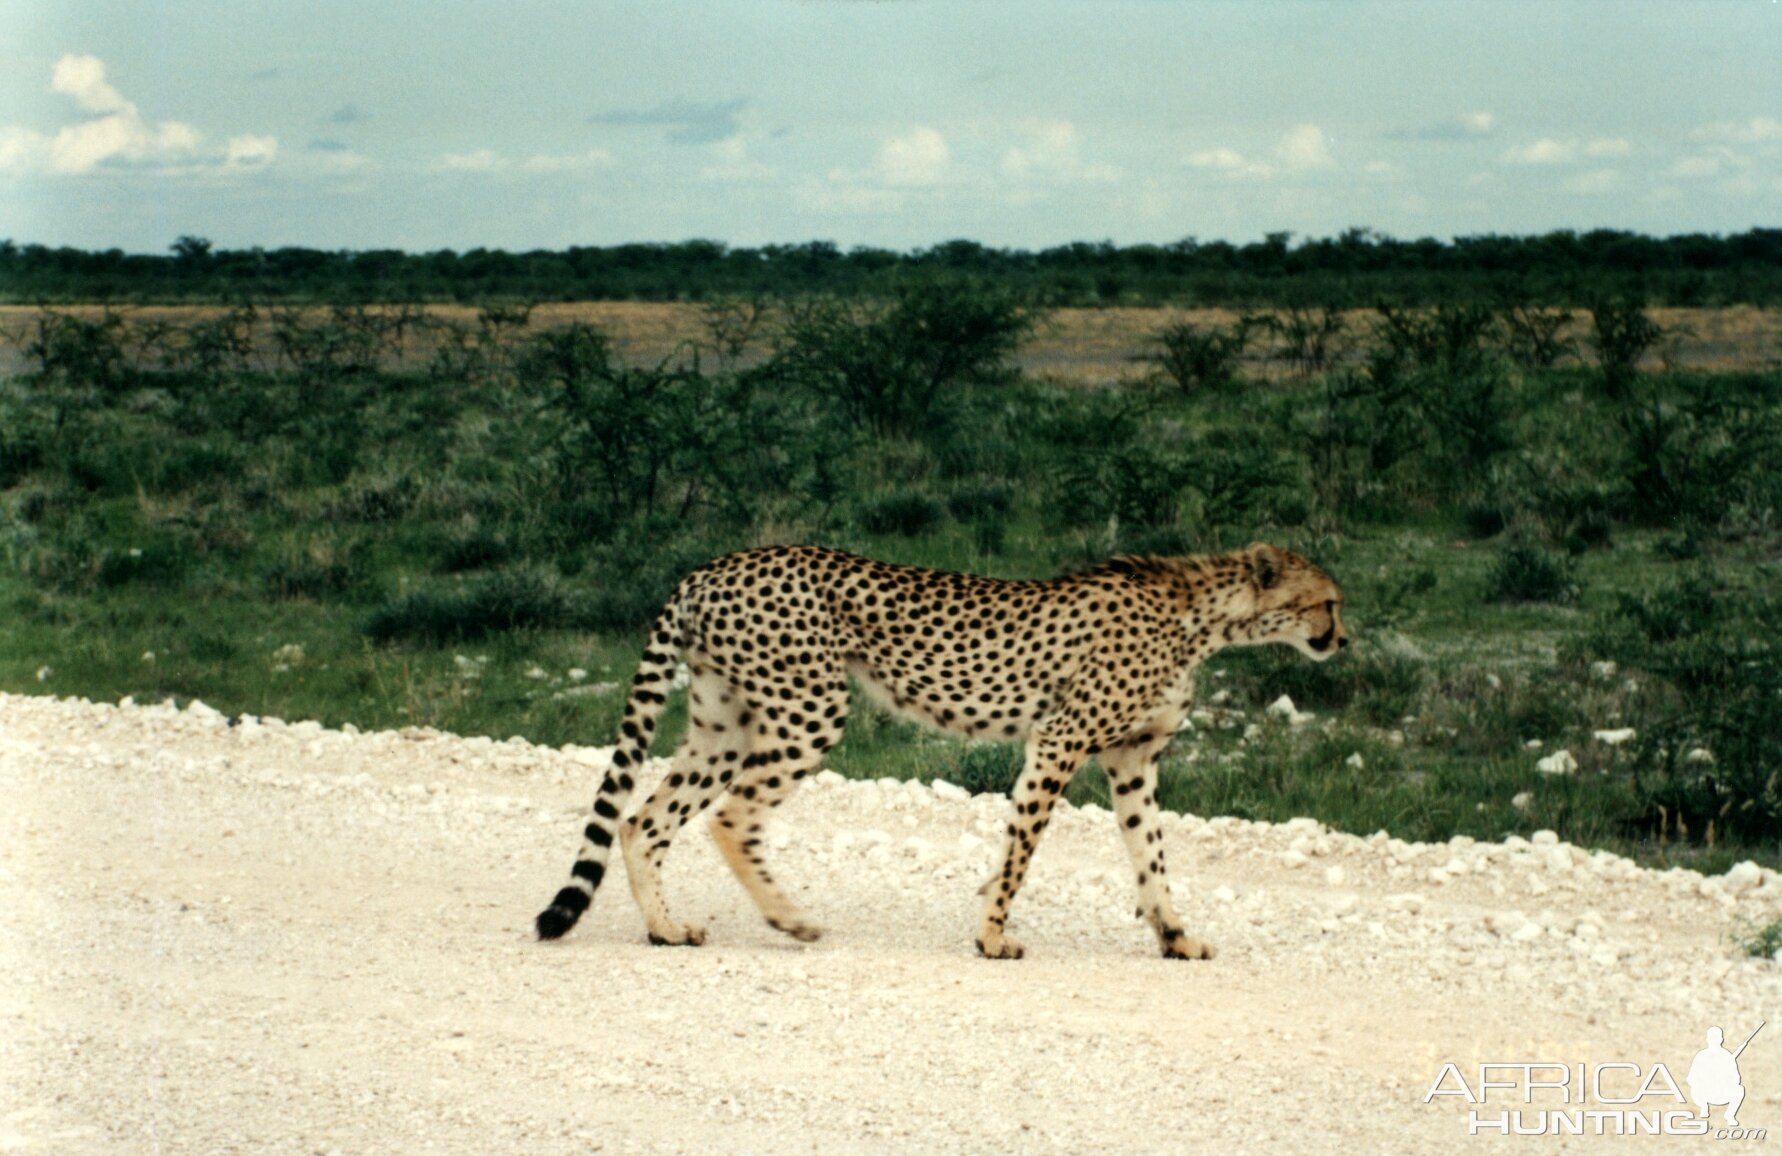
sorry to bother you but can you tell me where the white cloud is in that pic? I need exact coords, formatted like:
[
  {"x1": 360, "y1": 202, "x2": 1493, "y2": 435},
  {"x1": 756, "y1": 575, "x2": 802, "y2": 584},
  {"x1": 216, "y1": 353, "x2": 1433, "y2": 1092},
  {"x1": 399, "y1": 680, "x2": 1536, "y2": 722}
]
[
  {"x1": 0, "y1": 53, "x2": 271, "y2": 177},
  {"x1": 794, "y1": 177, "x2": 907, "y2": 215},
  {"x1": 1001, "y1": 120, "x2": 1119, "y2": 183},
  {"x1": 1503, "y1": 137, "x2": 1575, "y2": 165},
  {"x1": 51, "y1": 54, "x2": 132, "y2": 116},
  {"x1": 225, "y1": 134, "x2": 278, "y2": 169},
  {"x1": 1670, "y1": 154, "x2": 1721, "y2": 179},
  {"x1": 1693, "y1": 116, "x2": 1782, "y2": 145},
  {"x1": 1186, "y1": 124, "x2": 1331, "y2": 179},
  {"x1": 1584, "y1": 137, "x2": 1630, "y2": 158},
  {"x1": 522, "y1": 148, "x2": 613, "y2": 173},
  {"x1": 699, "y1": 136, "x2": 773, "y2": 182},
  {"x1": 1562, "y1": 168, "x2": 1618, "y2": 195},
  {"x1": 436, "y1": 148, "x2": 508, "y2": 173},
  {"x1": 1275, "y1": 123, "x2": 1333, "y2": 170},
  {"x1": 877, "y1": 127, "x2": 948, "y2": 186},
  {"x1": 1188, "y1": 146, "x2": 1248, "y2": 171},
  {"x1": 1386, "y1": 111, "x2": 1495, "y2": 142}
]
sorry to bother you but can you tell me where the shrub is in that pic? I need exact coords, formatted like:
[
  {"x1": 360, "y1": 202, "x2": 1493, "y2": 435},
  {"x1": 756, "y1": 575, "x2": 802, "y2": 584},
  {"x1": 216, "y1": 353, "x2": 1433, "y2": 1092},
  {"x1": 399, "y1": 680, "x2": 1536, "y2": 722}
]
[
  {"x1": 263, "y1": 537, "x2": 370, "y2": 601},
  {"x1": 1461, "y1": 502, "x2": 1509, "y2": 539},
  {"x1": 945, "y1": 482, "x2": 1015, "y2": 523},
  {"x1": 365, "y1": 567, "x2": 580, "y2": 644},
  {"x1": 574, "y1": 531, "x2": 735, "y2": 633},
  {"x1": 437, "y1": 524, "x2": 513, "y2": 573},
  {"x1": 1496, "y1": 303, "x2": 1575, "y2": 370},
  {"x1": 857, "y1": 491, "x2": 947, "y2": 537},
  {"x1": 332, "y1": 475, "x2": 417, "y2": 523},
  {"x1": 96, "y1": 538, "x2": 192, "y2": 588},
  {"x1": 1588, "y1": 298, "x2": 1663, "y2": 400},
  {"x1": 944, "y1": 743, "x2": 1024, "y2": 796},
  {"x1": 1483, "y1": 540, "x2": 1578, "y2": 604},
  {"x1": 24, "y1": 309, "x2": 133, "y2": 394},
  {"x1": 771, "y1": 278, "x2": 1037, "y2": 435},
  {"x1": 1141, "y1": 317, "x2": 1253, "y2": 395},
  {"x1": 1253, "y1": 306, "x2": 1348, "y2": 377},
  {"x1": 1374, "y1": 304, "x2": 1496, "y2": 376}
]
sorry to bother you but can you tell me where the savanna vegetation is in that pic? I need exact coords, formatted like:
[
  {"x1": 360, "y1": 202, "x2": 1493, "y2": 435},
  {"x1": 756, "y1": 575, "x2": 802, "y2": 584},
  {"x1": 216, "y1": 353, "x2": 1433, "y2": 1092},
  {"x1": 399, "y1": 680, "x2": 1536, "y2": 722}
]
[
  {"x1": 2, "y1": 243, "x2": 1780, "y2": 873},
  {"x1": 4, "y1": 226, "x2": 1782, "y2": 306}
]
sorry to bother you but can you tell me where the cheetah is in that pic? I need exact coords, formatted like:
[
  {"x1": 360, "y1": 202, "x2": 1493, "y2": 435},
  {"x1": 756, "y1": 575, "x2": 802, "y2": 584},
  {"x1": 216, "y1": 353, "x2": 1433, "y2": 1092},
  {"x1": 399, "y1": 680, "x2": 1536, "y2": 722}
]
[{"x1": 535, "y1": 542, "x2": 1347, "y2": 959}]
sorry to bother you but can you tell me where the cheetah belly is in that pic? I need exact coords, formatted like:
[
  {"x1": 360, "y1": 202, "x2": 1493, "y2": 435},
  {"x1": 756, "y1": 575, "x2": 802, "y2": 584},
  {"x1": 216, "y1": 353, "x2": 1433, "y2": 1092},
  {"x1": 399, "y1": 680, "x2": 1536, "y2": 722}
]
[{"x1": 845, "y1": 659, "x2": 1042, "y2": 743}]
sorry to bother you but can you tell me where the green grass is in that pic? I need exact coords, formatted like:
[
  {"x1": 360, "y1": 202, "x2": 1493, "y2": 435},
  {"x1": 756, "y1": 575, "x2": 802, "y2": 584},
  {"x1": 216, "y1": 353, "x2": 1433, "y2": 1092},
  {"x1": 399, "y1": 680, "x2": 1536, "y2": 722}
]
[{"x1": 1733, "y1": 919, "x2": 1782, "y2": 961}]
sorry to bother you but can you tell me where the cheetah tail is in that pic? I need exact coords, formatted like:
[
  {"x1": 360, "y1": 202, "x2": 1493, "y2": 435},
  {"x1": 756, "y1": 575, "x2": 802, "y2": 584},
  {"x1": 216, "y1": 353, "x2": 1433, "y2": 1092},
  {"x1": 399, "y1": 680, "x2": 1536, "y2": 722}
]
[{"x1": 535, "y1": 599, "x2": 685, "y2": 940}]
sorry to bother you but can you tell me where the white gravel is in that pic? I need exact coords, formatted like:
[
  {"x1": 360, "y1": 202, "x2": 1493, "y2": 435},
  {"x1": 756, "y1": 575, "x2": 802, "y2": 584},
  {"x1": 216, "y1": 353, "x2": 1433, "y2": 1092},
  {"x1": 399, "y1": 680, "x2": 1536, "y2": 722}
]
[{"x1": 4, "y1": 691, "x2": 1781, "y2": 1152}]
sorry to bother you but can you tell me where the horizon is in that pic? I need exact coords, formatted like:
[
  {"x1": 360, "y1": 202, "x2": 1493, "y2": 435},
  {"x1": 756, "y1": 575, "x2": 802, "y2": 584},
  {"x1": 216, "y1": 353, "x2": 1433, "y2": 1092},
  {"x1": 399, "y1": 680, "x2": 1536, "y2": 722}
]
[
  {"x1": 9, "y1": 224, "x2": 1782, "y2": 261},
  {"x1": 2, "y1": 2, "x2": 1778, "y2": 254}
]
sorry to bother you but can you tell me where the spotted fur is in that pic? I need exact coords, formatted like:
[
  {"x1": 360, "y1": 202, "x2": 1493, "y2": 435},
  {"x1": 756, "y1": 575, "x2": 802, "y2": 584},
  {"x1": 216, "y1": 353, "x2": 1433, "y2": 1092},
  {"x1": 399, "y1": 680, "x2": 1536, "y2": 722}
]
[{"x1": 535, "y1": 542, "x2": 1347, "y2": 958}]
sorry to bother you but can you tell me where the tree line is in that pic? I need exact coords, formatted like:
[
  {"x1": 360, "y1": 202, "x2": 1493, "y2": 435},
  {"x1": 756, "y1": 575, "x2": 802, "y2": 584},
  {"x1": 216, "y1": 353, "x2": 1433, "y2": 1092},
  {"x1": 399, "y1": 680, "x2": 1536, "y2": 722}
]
[{"x1": 3, "y1": 227, "x2": 1780, "y2": 307}]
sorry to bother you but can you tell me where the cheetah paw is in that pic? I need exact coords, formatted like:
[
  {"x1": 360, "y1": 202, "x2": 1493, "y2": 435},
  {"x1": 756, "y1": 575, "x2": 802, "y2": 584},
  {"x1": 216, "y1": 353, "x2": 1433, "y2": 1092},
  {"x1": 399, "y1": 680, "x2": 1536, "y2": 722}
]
[
  {"x1": 975, "y1": 933, "x2": 1026, "y2": 960},
  {"x1": 1161, "y1": 933, "x2": 1215, "y2": 960},
  {"x1": 767, "y1": 917, "x2": 822, "y2": 943},
  {"x1": 646, "y1": 923, "x2": 707, "y2": 947}
]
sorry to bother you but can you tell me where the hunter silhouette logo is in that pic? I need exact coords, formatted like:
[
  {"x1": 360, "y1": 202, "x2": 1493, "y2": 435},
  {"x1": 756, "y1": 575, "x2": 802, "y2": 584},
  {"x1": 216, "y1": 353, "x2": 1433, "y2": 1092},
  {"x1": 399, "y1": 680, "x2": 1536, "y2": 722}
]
[
  {"x1": 1689, "y1": 1022, "x2": 1763, "y2": 1128},
  {"x1": 1424, "y1": 1022, "x2": 1767, "y2": 1139}
]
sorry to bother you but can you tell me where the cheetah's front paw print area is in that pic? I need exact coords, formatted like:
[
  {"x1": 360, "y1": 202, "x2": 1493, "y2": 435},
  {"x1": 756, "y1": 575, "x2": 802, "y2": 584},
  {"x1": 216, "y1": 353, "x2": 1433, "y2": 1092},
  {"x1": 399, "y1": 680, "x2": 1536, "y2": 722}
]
[{"x1": 646, "y1": 923, "x2": 706, "y2": 947}]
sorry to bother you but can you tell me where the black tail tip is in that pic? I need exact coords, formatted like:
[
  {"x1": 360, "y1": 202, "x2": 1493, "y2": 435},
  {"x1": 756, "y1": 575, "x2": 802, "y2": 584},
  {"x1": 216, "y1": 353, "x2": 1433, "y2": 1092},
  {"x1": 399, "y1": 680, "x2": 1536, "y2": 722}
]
[
  {"x1": 535, "y1": 886, "x2": 592, "y2": 940},
  {"x1": 536, "y1": 906, "x2": 576, "y2": 940}
]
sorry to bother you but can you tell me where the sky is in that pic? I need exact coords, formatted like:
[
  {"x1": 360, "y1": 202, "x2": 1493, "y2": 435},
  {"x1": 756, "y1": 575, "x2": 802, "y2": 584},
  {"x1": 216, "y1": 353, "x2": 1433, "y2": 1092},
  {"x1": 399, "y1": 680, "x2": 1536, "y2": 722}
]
[{"x1": 1, "y1": 0, "x2": 1778, "y2": 255}]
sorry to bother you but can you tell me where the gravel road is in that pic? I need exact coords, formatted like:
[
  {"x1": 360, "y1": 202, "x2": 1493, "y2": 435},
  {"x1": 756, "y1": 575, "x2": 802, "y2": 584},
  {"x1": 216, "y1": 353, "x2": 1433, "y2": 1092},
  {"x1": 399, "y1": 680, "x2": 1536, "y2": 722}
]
[{"x1": 5, "y1": 691, "x2": 1780, "y2": 1152}]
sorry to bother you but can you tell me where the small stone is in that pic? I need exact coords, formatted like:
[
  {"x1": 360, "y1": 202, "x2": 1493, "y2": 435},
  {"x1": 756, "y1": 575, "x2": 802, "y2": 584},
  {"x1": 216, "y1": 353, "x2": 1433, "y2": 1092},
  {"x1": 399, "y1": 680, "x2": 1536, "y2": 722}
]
[
  {"x1": 1536, "y1": 750, "x2": 1577, "y2": 775},
  {"x1": 1511, "y1": 791, "x2": 1534, "y2": 813},
  {"x1": 1723, "y1": 861, "x2": 1765, "y2": 894},
  {"x1": 1593, "y1": 728, "x2": 1636, "y2": 746},
  {"x1": 1324, "y1": 865, "x2": 1346, "y2": 886},
  {"x1": 1266, "y1": 695, "x2": 1313, "y2": 726},
  {"x1": 1344, "y1": 752, "x2": 1365, "y2": 770},
  {"x1": 1212, "y1": 886, "x2": 1237, "y2": 903},
  {"x1": 1530, "y1": 829, "x2": 1560, "y2": 847}
]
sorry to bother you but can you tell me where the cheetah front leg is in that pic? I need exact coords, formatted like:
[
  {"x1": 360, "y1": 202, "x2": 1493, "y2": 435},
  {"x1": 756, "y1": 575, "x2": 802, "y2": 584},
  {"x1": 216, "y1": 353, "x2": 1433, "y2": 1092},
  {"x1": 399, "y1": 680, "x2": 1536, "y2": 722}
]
[
  {"x1": 1100, "y1": 738, "x2": 1213, "y2": 960},
  {"x1": 977, "y1": 732, "x2": 1084, "y2": 960}
]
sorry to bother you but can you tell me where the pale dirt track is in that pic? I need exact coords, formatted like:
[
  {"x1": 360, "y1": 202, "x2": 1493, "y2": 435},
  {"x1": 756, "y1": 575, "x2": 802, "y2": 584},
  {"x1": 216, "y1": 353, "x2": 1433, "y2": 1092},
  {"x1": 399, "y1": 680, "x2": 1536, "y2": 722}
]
[{"x1": 4, "y1": 692, "x2": 1781, "y2": 1153}]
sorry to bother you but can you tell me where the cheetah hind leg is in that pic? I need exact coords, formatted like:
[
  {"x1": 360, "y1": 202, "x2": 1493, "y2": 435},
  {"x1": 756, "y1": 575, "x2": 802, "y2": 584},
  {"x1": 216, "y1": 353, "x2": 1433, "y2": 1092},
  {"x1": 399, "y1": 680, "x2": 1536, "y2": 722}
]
[
  {"x1": 709, "y1": 754, "x2": 828, "y2": 944},
  {"x1": 621, "y1": 670, "x2": 743, "y2": 946}
]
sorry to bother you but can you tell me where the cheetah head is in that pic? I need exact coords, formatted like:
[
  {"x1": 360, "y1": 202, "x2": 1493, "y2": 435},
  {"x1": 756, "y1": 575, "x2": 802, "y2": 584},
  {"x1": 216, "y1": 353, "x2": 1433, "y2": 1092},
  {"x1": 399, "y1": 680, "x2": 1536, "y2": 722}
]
[{"x1": 1245, "y1": 542, "x2": 1348, "y2": 661}]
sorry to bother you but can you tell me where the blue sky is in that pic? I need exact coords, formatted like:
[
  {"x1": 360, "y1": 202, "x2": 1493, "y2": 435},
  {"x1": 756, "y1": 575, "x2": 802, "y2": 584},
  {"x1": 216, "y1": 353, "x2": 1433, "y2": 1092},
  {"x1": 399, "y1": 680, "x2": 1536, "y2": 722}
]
[{"x1": 1, "y1": 1, "x2": 1778, "y2": 253}]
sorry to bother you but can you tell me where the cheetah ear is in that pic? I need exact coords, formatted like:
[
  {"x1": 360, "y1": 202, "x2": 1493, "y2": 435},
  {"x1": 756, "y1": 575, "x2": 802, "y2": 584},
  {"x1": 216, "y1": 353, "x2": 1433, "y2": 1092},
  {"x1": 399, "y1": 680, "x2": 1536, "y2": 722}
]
[{"x1": 1249, "y1": 542, "x2": 1283, "y2": 589}]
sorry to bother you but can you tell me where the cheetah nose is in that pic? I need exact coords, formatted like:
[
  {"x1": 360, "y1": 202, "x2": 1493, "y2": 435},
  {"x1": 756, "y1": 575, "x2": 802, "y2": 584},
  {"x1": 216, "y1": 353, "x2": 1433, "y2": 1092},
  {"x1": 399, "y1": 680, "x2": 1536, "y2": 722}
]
[{"x1": 1337, "y1": 635, "x2": 1350, "y2": 649}]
